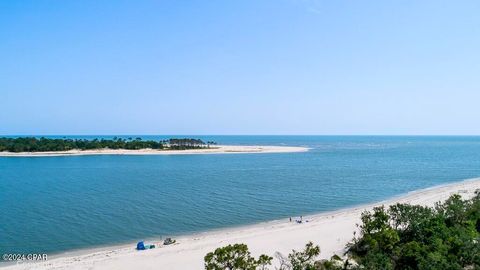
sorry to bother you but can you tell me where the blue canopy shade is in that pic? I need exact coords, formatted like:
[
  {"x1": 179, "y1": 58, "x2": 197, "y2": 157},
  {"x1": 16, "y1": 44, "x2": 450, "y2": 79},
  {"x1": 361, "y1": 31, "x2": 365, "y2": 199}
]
[{"x1": 136, "y1": 241, "x2": 145, "y2": 250}]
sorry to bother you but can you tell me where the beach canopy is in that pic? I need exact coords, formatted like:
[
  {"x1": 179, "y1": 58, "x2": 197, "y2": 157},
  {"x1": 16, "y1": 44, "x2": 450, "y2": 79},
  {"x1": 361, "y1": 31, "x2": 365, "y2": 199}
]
[{"x1": 137, "y1": 241, "x2": 145, "y2": 250}]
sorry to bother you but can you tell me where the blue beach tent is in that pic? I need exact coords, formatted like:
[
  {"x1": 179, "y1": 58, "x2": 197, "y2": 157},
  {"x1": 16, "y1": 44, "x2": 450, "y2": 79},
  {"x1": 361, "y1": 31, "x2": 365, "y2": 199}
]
[{"x1": 137, "y1": 241, "x2": 145, "y2": 250}]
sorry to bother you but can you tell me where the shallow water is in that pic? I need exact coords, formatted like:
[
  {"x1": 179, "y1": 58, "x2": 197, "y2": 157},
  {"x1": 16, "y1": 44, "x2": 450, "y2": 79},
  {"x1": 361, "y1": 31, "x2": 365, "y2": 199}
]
[{"x1": 1, "y1": 136, "x2": 480, "y2": 255}]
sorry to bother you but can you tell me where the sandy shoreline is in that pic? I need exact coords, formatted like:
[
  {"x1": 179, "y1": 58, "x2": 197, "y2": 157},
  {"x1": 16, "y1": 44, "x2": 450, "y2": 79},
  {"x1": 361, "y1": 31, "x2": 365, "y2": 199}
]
[
  {"x1": 2, "y1": 178, "x2": 479, "y2": 270},
  {"x1": 0, "y1": 145, "x2": 309, "y2": 157}
]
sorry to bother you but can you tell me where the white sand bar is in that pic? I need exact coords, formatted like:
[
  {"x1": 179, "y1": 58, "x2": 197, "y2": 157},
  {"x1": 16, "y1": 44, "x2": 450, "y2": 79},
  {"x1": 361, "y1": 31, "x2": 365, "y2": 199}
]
[
  {"x1": 3, "y1": 178, "x2": 480, "y2": 270},
  {"x1": 0, "y1": 145, "x2": 309, "y2": 157}
]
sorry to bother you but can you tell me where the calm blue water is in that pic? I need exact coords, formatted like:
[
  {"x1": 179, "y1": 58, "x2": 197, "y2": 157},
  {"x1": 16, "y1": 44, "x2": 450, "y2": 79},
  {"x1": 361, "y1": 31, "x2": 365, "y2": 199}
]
[{"x1": 1, "y1": 136, "x2": 480, "y2": 256}]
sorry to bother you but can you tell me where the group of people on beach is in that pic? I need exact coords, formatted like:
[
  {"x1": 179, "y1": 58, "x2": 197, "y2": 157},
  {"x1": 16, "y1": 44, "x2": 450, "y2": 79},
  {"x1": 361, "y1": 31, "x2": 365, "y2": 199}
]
[{"x1": 289, "y1": 216, "x2": 304, "y2": 223}]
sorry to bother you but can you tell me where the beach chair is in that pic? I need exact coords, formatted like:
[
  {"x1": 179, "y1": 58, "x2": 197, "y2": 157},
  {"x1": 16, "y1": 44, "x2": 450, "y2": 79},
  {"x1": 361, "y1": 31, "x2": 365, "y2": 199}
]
[{"x1": 163, "y1": 238, "x2": 176, "y2": 245}]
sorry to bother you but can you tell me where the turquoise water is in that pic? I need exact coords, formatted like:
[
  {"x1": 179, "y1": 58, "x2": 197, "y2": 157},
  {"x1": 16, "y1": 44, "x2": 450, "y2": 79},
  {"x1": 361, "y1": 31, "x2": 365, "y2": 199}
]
[{"x1": 1, "y1": 136, "x2": 480, "y2": 256}]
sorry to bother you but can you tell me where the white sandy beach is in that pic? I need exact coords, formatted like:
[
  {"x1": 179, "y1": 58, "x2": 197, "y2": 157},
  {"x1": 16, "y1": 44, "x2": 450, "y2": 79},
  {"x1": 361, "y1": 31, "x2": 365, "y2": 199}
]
[
  {"x1": 3, "y1": 178, "x2": 479, "y2": 270},
  {"x1": 0, "y1": 145, "x2": 309, "y2": 157}
]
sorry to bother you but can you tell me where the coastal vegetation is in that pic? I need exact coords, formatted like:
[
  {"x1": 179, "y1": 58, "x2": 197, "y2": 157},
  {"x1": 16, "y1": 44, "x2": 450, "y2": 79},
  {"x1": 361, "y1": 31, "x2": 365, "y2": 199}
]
[
  {"x1": 204, "y1": 244, "x2": 273, "y2": 270},
  {"x1": 204, "y1": 191, "x2": 480, "y2": 269},
  {"x1": 0, "y1": 137, "x2": 214, "y2": 152}
]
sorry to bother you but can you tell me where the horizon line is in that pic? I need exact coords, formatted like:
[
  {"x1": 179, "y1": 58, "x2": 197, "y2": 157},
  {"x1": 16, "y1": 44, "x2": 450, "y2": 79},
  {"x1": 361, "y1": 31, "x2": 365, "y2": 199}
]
[{"x1": 1, "y1": 134, "x2": 480, "y2": 137}]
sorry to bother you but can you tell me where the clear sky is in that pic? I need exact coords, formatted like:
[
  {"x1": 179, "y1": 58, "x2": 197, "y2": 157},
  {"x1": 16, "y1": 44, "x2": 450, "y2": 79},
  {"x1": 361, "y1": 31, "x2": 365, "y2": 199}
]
[{"x1": 1, "y1": 0, "x2": 479, "y2": 135}]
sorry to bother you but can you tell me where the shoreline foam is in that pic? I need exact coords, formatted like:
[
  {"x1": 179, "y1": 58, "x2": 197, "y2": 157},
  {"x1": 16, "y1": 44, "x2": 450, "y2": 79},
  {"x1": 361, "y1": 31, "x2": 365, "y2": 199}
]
[
  {"x1": 0, "y1": 145, "x2": 309, "y2": 157},
  {"x1": 2, "y1": 178, "x2": 479, "y2": 270}
]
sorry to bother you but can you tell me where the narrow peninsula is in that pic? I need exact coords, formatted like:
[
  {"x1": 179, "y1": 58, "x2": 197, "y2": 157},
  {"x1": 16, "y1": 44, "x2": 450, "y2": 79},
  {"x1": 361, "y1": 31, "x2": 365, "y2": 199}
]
[{"x1": 0, "y1": 137, "x2": 308, "y2": 157}]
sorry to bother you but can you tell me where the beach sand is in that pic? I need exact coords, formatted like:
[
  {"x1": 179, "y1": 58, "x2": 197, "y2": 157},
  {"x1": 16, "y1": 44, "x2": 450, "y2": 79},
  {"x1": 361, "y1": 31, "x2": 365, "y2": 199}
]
[
  {"x1": 3, "y1": 178, "x2": 479, "y2": 269},
  {"x1": 0, "y1": 145, "x2": 309, "y2": 157}
]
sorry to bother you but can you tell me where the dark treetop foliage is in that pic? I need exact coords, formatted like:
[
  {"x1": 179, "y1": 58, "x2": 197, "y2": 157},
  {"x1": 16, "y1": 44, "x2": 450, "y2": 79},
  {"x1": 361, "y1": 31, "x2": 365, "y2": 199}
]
[
  {"x1": 345, "y1": 191, "x2": 480, "y2": 270},
  {"x1": 0, "y1": 137, "x2": 214, "y2": 152},
  {"x1": 284, "y1": 241, "x2": 322, "y2": 270},
  {"x1": 204, "y1": 243, "x2": 272, "y2": 270},
  {"x1": 204, "y1": 191, "x2": 480, "y2": 270}
]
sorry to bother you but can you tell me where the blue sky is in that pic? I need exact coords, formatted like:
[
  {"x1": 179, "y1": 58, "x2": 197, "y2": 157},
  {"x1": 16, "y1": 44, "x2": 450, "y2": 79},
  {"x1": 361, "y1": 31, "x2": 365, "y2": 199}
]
[{"x1": 1, "y1": 0, "x2": 479, "y2": 135}]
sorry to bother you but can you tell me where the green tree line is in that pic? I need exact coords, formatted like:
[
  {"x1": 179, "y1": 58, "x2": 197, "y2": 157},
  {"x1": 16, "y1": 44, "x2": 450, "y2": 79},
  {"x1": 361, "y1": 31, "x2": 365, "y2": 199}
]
[
  {"x1": 204, "y1": 191, "x2": 480, "y2": 269},
  {"x1": 0, "y1": 137, "x2": 214, "y2": 152}
]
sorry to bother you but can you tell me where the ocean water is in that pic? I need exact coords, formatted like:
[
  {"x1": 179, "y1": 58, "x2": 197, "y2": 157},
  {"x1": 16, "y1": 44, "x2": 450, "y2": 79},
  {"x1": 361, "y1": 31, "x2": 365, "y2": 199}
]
[{"x1": 1, "y1": 136, "x2": 480, "y2": 256}]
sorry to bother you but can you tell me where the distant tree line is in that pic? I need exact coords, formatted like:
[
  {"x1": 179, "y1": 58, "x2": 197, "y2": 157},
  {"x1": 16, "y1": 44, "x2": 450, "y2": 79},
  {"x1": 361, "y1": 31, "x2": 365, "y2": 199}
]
[
  {"x1": 0, "y1": 137, "x2": 215, "y2": 152},
  {"x1": 164, "y1": 138, "x2": 216, "y2": 150},
  {"x1": 204, "y1": 191, "x2": 480, "y2": 269}
]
